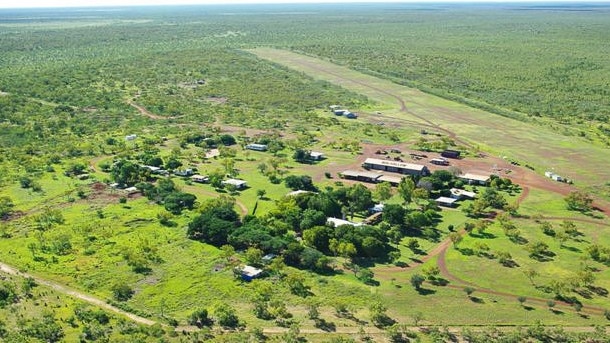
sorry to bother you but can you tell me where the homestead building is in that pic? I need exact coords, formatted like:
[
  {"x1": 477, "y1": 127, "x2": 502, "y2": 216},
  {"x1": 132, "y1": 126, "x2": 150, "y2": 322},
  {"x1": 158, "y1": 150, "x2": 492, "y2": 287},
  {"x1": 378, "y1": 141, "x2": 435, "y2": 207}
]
[{"x1": 362, "y1": 158, "x2": 429, "y2": 177}]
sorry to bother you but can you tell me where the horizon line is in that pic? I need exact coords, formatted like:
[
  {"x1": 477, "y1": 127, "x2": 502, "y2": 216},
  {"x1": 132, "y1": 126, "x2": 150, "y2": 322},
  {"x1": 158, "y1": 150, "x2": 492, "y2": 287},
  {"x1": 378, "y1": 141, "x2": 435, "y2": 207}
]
[{"x1": 2, "y1": 1, "x2": 610, "y2": 11}]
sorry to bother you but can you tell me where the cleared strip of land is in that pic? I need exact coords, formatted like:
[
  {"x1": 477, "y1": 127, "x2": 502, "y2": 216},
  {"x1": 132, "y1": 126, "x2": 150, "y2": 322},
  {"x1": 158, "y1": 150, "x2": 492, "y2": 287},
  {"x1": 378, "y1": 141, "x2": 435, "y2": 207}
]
[{"x1": 249, "y1": 48, "x2": 610, "y2": 188}]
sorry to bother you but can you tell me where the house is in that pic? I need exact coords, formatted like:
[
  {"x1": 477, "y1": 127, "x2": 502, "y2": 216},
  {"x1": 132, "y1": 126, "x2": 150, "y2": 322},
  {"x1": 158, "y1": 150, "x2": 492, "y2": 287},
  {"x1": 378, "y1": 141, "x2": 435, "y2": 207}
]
[
  {"x1": 450, "y1": 188, "x2": 477, "y2": 200},
  {"x1": 329, "y1": 105, "x2": 341, "y2": 111},
  {"x1": 143, "y1": 165, "x2": 167, "y2": 175},
  {"x1": 362, "y1": 158, "x2": 429, "y2": 176},
  {"x1": 327, "y1": 217, "x2": 363, "y2": 227},
  {"x1": 441, "y1": 150, "x2": 461, "y2": 159},
  {"x1": 340, "y1": 170, "x2": 383, "y2": 183},
  {"x1": 174, "y1": 169, "x2": 194, "y2": 177},
  {"x1": 430, "y1": 158, "x2": 449, "y2": 166},
  {"x1": 245, "y1": 143, "x2": 268, "y2": 151},
  {"x1": 287, "y1": 190, "x2": 312, "y2": 197},
  {"x1": 241, "y1": 265, "x2": 263, "y2": 282},
  {"x1": 125, "y1": 134, "x2": 137, "y2": 141},
  {"x1": 459, "y1": 173, "x2": 491, "y2": 185},
  {"x1": 222, "y1": 179, "x2": 248, "y2": 189},
  {"x1": 333, "y1": 109, "x2": 348, "y2": 115},
  {"x1": 191, "y1": 175, "x2": 209, "y2": 183},
  {"x1": 435, "y1": 196, "x2": 458, "y2": 208},
  {"x1": 309, "y1": 151, "x2": 325, "y2": 160},
  {"x1": 369, "y1": 203, "x2": 385, "y2": 213},
  {"x1": 344, "y1": 112, "x2": 358, "y2": 119},
  {"x1": 377, "y1": 175, "x2": 403, "y2": 186}
]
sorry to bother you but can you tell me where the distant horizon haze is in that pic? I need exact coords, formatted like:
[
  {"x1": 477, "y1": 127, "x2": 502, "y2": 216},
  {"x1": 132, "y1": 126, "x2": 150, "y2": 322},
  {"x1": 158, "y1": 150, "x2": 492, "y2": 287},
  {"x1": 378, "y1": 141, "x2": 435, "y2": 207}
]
[{"x1": 1, "y1": 0, "x2": 607, "y2": 10}]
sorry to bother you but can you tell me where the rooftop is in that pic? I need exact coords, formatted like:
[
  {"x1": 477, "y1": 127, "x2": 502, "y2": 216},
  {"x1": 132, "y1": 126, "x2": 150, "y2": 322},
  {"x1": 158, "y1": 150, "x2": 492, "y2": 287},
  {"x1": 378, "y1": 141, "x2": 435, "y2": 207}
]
[
  {"x1": 364, "y1": 158, "x2": 427, "y2": 171},
  {"x1": 459, "y1": 173, "x2": 491, "y2": 182},
  {"x1": 327, "y1": 217, "x2": 363, "y2": 227},
  {"x1": 341, "y1": 170, "x2": 383, "y2": 180}
]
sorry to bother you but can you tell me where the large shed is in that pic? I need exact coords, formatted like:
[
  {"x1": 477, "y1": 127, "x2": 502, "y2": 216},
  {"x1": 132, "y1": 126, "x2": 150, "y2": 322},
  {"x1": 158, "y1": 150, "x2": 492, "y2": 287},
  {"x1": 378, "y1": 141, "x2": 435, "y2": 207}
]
[{"x1": 362, "y1": 158, "x2": 429, "y2": 176}]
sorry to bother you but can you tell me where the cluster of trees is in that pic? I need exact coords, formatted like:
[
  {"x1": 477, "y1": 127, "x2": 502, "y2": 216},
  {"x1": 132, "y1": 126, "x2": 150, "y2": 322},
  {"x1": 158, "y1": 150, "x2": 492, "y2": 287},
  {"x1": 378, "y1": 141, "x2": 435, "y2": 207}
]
[
  {"x1": 187, "y1": 183, "x2": 398, "y2": 274},
  {"x1": 136, "y1": 178, "x2": 196, "y2": 214}
]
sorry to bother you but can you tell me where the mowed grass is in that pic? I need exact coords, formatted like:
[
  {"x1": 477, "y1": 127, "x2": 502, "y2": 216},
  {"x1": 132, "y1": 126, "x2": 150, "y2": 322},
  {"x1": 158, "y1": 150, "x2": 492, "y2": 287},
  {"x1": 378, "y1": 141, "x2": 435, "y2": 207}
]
[{"x1": 249, "y1": 48, "x2": 610, "y2": 189}]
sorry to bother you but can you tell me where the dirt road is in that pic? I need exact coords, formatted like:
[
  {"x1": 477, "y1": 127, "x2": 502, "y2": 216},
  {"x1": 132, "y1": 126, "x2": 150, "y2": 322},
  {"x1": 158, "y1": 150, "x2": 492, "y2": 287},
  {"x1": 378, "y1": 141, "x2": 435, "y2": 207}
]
[{"x1": 0, "y1": 262, "x2": 157, "y2": 326}]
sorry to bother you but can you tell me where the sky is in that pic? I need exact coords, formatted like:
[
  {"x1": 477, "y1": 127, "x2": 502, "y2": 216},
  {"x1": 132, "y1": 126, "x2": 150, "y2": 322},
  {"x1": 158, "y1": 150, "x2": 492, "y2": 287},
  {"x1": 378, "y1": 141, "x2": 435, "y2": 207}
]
[{"x1": 0, "y1": 0, "x2": 600, "y2": 10}]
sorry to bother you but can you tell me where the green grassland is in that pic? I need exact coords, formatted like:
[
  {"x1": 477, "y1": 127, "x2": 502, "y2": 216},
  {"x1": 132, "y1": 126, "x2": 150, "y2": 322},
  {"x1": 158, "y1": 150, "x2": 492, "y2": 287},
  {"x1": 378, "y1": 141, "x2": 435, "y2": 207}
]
[{"x1": 2, "y1": 3, "x2": 610, "y2": 342}]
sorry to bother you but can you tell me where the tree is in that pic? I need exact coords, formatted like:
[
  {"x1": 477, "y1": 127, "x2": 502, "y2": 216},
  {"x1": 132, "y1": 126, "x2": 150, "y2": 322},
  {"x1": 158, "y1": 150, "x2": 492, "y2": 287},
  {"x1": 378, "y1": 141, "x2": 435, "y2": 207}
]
[
  {"x1": 0, "y1": 197, "x2": 14, "y2": 219},
  {"x1": 449, "y1": 232, "x2": 463, "y2": 248},
  {"x1": 285, "y1": 273, "x2": 309, "y2": 297},
  {"x1": 163, "y1": 192, "x2": 196, "y2": 214},
  {"x1": 111, "y1": 283, "x2": 134, "y2": 301},
  {"x1": 369, "y1": 301, "x2": 394, "y2": 328},
  {"x1": 397, "y1": 177, "x2": 415, "y2": 204},
  {"x1": 524, "y1": 268, "x2": 539, "y2": 286},
  {"x1": 374, "y1": 182, "x2": 393, "y2": 202},
  {"x1": 22, "y1": 313, "x2": 64, "y2": 343},
  {"x1": 188, "y1": 309, "x2": 212, "y2": 328},
  {"x1": 464, "y1": 287, "x2": 475, "y2": 298},
  {"x1": 293, "y1": 148, "x2": 310, "y2": 163},
  {"x1": 245, "y1": 247, "x2": 264, "y2": 267},
  {"x1": 565, "y1": 191, "x2": 593, "y2": 212},
  {"x1": 256, "y1": 189, "x2": 266, "y2": 199},
  {"x1": 410, "y1": 274, "x2": 425, "y2": 291},
  {"x1": 213, "y1": 303, "x2": 239, "y2": 328},
  {"x1": 518, "y1": 296, "x2": 527, "y2": 307},
  {"x1": 347, "y1": 183, "x2": 373, "y2": 215}
]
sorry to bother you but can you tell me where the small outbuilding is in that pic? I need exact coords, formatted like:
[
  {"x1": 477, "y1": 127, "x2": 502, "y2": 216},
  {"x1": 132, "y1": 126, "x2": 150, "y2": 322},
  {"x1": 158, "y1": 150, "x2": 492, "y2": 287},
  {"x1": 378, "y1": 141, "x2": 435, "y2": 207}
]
[
  {"x1": 430, "y1": 158, "x2": 449, "y2": 166},
  {"x1": 125, "y1": 134, "x2": 137, "y2": 141},
  {"x1": 309, "y1": 151, "x2": 325, "y2": 160},
  {"x1": 459, "y1": 173, "x2": 491, "y2": 185},
  {"x1": 191, "y1": 175, "x2": 209, "y2": 183},
  {"x1": 450, "y1": 188, "x2": 476, "y2": 200},
  {"x1": 327, "y1": 217, "x2": 363, "y2": 227},
  {"x1": 245, "y1": 143, "x2": 268, "y2": 152},
  {"x1": 435, "y1": 196, "x2": 458, "y2": 208},
  {"x1": 241, "y1": 265, "x2": 263, "y2": 282},
  {"x1": 441, "y1": 150, "x2": 461, "y2": 159},
  {"x1": 222, "y1": 179, "x2": 248, "y2": 189}
]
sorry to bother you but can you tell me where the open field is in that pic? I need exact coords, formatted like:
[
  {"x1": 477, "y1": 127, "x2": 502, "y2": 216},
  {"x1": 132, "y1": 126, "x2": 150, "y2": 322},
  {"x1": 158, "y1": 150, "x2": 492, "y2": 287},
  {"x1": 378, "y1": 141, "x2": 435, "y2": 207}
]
[{"x1": 2, "y1": 4, "x2": 610, "y2": 342}]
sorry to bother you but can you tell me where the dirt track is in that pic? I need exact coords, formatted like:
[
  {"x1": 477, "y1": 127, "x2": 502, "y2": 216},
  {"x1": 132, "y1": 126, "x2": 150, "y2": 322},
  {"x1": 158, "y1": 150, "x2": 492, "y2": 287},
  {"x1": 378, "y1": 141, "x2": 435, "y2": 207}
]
[{"x1": 0, "y1": 262, "x2": 157, "y2": 326}]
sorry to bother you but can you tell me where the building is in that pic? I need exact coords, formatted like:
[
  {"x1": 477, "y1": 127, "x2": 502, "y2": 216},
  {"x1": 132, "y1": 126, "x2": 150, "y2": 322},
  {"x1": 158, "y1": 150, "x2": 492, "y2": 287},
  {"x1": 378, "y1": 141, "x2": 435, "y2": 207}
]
[
  {"x1": 191, "y1": 175, "x2": 209, "y2": 183},
  {"x1": 362, "y1": 158, "x2": 429, "y2": 176},
  {"x1": 309, "y1": 151, "x2": 325, "y2": 160},
  {"x1": 241, "y1": 265, "x2": 263, "y2": 282},
  {"x1": 174, "y1": 169, "x2": 194, "y2": 177},
  {"x1": 287, "y1": 190, "x2": 312, "y2": 197},
  {"x1": 327, "y1": 217, "x2": 363, "y2": 227},
  {"x1": 245, "y1": 143, "x2": 268, "y2": 152},
  {"x1": 125, "y1": 134, "x2": 137, "y2": 141},
  {"x1": 450, "y1": 188, "x2": 476, "y2": 200},
  {"x1": 430, "y1": 158, "x2": 449, "y2": 166},
  {"x1": 329, "y1": 105, "x2": 341, "y2": 111},
  {"x1": 459, "y1": 173, "x2": 491, "y2": 185},
  {"x1": 333, "y1": 109, "x2": 347, "y2": 115},
  {"x1": 222, "y1": 179, "x2": 248, "y2": 189},
  {"x1": 369, "y1": 203, "x2": 385, "y2": 213},
  {"x1": 441, "y1": 150, "x2": 461, "y2": 159},
  {"x1": 377, "y1": 175, "x2": 403, "y2": 186},
  {"x1": 435, "y1": 196, "x2": 458, "y2": 207},
  {"x1": 344, "y1": 112, "x2": 358, "y2": 119},
  {"x1": 545, "y1": 171, "x2": 564, "y2": 182},
  {"x1": 341, "y1": 170, "x2": 383, "y2": 183}
]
